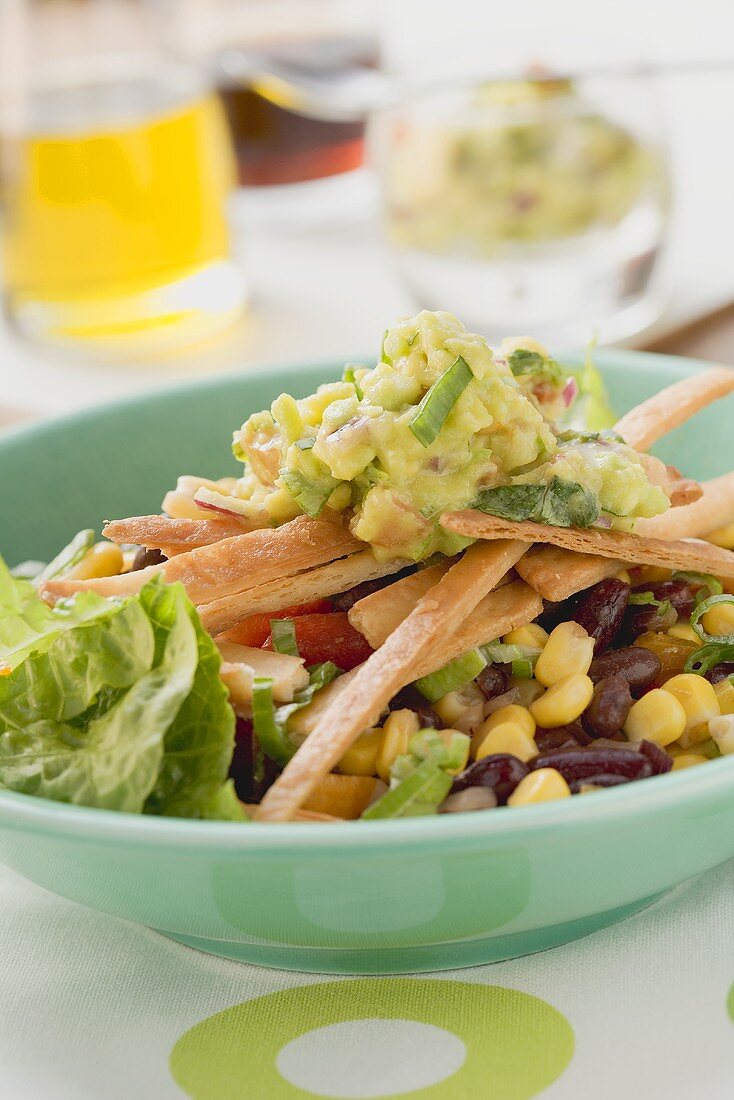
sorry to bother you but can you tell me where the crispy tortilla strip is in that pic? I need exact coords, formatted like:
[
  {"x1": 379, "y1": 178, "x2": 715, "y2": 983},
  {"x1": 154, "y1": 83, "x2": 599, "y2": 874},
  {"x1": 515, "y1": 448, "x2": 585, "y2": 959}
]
[
  {"x1": 256, "y1": 540, "x2": 525, "y2": 821},
  {"x1": 441, "y1": 511, "x2": 734, "y2": 579},
  {"x1": 103, "y1": 515, "x2": 252, "y2": 550},
  {"x1": 413, "y1": 581, "x2": 543, "y2": 680},
  {"x1": 637, "y1": 472, "x2": 734, "y2": 541},
  {"x1": 40, "y1": 564, "x2": 162, "y2": 602},
  {"x1": 207, "y1": 551, "x2": 406, "y2": 637},
  {"x1": 217, "y1": 643, "x2": 308, "y2": 710},
  {"x1": 348, "y1": 562, "x2": 452, "y2": 648},
  {"x1": 514, "y1": 473, "x2": 734, "y2": 600},
  {"x1": 41, "y1": 514, "x2": 362, "y2": 604},
  {"x1": 615, "y1": 366, "x2": 734, "y2": 451},
  {"x1": 516, "y1": 548, "x2": 621, "y2": 602}
]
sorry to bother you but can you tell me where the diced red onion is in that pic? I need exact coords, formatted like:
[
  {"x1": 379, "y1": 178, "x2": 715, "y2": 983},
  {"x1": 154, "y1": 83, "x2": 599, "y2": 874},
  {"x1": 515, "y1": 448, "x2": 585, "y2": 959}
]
[{"x1": 562, "y1": 378, "x2": 579, "y2": 407}]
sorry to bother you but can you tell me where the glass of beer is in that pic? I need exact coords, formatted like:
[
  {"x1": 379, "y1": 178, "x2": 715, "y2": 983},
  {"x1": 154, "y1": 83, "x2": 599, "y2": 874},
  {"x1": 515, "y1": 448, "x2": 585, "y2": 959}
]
[{"x1": 0, "y1": 0, "x2": 247, "y2": 356}]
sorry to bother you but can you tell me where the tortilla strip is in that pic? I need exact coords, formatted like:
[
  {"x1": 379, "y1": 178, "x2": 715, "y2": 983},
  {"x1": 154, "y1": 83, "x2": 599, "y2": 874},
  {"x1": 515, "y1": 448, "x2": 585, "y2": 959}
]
[
  {"x1": 441, "y1": 511, "x2": 734, "y2": 579},
  {"x1": 256, "y1": 540, "x2": 525, "y2": 821},
  {"x1": 615, "y1": 365, "x2": 734, "y2": 451},
  {"x1": 637, "y1": 471, "x2": 734, "y2": 541},
  {"x1": 217, "y1": 643, "x2": 308, "y2": 709},
  {"x1": 514, "y1": 473, "x2": 734, "y2": 600},
  {"x1": 515, "y1": 547, "x2": 621, "y2": 601},
  {"x1": 41, "y1": 514, "x2": 363, "y2": 604},
  {"x1": 413, "y1": 581, "x2": 543, "y2": 680},
  {"x1": 348, "y1": 562, "x2": 452, "y2": 648},
  {"x1": 205, "y1": 551, "x2": 406, "y2": 637},
  {"x1": 103, "y1": 515, "x2": 251, "y2": 550}
]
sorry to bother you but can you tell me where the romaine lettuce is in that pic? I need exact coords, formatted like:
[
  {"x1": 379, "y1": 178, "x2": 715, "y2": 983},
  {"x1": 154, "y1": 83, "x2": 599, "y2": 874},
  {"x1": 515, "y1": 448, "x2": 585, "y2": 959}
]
[{"x1": 0, "y1": 562, "x2": 239, "y2": 820}]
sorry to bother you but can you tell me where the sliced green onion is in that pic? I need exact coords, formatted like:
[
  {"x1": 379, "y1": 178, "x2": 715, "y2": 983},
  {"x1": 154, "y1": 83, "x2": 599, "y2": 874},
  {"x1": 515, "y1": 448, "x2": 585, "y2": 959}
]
[
  {"x1": 342, "y1": 366, "x2": 364, "y2": 400},
  {"x1": 684, "y1": 643, "x2": 734, "y2": 676},
  {"x1": 36, "y1": 529, "x2": 95, "y2": 583},
  {"x1": 362, "y1": 759, "x2": 452, "y2": 819},
  {"x1": 280, "y1": 469, "x2": 335, "y2": 518},
  {"x1": 294, "y1": 437, "x2": 315, "y2": 450},
  {"x1": 380, "y1": 330, "x2": 393, "y2": 367},
  {"x1": 252, "y1": 677, "x2": 295, "y2": 767},
  {"x1": 628, "y1": 592, "x2": 673, "y2": 617},
  {"x1": 690, "y1": 593, "x2": 734, "y2": 644},
  {"x1": 511, "y1": 658, "x2": 535, "y2": 679},
  {"x1": 274, "y1": 662, "x2": 341, "y2": 730},
  {"x1": 409, "y1": 356, "x2": 473, "y2": 448},
  {"x1": 270, "y1": 618, "x2": 299, "y2": 657},
  {"x1": 415, "y1": 647, "x2": 487, "y2": 703}
]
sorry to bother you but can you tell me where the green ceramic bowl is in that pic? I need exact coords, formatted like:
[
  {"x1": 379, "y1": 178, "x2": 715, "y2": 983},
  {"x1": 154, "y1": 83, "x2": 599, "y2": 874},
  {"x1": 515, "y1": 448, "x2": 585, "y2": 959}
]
[{"x1": 0, "y1": 349, "x2": 733, "y2": 974}]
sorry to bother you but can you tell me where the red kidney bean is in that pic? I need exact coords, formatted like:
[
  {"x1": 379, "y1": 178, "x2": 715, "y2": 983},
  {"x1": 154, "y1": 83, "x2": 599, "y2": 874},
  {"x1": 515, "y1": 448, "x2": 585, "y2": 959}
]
[
  {"x1": 570, "y1": 578, "x2": 630, "y2": 653},
  {"x1": 534, "y1": 723, "x2": 592, "y2": 754},
  {"x1": 538, "y1": 595, "x2": 583, "y2": 631},
  {"x1": 132, "y1": 546, "x2": 167, "y2": 570},
  {"x1": 569, "y1": 774, "x2": 631, "y2": 793},
  {"x1": 530, "y1": 748, "x2": 653, "y2": 784},
  {"x1": 388, "y1": 685, "x2": 442, "y2": 728},
  {"x1": 450, "y1": 753, "x2": 529, "y2": 804},
  {"x1": 634, "y1": 579, "x2": 694, "y2": 620},
  {"x1": 705, "y1": 663, "x2": 734, "y2": 684},
  {"x1": 332, "y1": 565, "x2": 417, "y2": 611},
  {"x1": 638, "y1": 739, "x2": 673, "y2": 775},
  {"x1": 582, "y1": 676, "x2": 632, "y2": 739},
  {"x1": 622, "y1": 600, "x2": 678, "y2": 642},
  {"x1": 476, "y1": 664, "x2": 510, "y2": 701},
  {"x1": 589, "y1": 646, "x2": 661, "y2": 696}
]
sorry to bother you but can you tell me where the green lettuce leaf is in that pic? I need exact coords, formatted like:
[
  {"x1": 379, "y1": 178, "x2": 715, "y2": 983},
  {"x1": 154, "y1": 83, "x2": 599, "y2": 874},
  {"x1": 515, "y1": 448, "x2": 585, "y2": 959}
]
[
  {"x1": 0, "y1": 594, "x2": 197, "y2": 812},
  {"x1": 0, "y1": 557, "x2": 119, "y2": 670},
  {"x1": 139, "y1": 580, "x2": 235, "y2": 818},
  {"x1": 0, "y1": 560, "x2": 239, "y2": 820}
]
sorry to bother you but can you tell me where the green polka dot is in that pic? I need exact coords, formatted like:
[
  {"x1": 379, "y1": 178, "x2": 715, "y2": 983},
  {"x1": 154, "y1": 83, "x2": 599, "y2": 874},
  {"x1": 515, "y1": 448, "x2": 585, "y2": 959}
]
[
  {"x1": 170, "y1": 978, "x2": 574, "y2": 1099},
  {"x1": 727, "y1": 984, "x2": 734, "y2": 1024}
]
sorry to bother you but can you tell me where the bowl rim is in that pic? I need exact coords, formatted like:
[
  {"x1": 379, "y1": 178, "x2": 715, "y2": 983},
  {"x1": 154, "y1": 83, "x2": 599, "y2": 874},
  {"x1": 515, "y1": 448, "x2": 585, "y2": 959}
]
[{"x1": 0, "y1": 345, "x2": 731, "y2": 853}]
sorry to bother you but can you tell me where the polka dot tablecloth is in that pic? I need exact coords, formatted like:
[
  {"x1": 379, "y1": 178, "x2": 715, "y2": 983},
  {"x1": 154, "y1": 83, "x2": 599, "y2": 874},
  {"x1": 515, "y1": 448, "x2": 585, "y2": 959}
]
[{"x1": 1, "y1": 859, "x2": 732, "y2": 1099}]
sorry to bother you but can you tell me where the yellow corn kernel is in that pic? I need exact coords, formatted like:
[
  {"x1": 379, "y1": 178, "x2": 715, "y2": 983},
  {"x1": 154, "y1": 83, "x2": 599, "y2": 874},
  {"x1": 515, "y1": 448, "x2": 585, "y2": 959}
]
[
  {"x1": 671, "y1": 753, "x2": 709, "y2": 770},
  {"x1": 376, "y1": 710, "x2": 420, "y2": 782},
  {"x1": 709, "y1": 715, "x2": 734, "y2": 755},
  {"x1": 476, "y1": 721, "x2": 537, "y2": 763},
  {"x1": 713, "y1": 678, "x2": 734, "y2": 715},
  {"x1": 624, "y1": 689, "x2": 686, "y2": 746},
  {"x1": 434, "y1": 684, "x2": 484, "y2": 734},
  {"x1": 472, "y1": 704, "x2": 535, "y2": 756},
  {"x1": 701, "y1": 602, "x2": 734, "y2": 639},
  {"x1": 535, "y1": 622, "x2": 594, "y2": 687},
  {"x1": 616, "y1": 568, "x2": 632, "y2": 584},
  {"x1": 68, "y1": 541, "x2": 123, "y2": 581},
  {"x1": 706, "y1": 522, "x2": 734, "y2": 549},
  {"x1": 338, "y1": 728, "x2": 382, "y2": 776},
  {"x1": 530, "y1": 674, "x2": 594, "y2": 728},
  {"x1": 667, "y1": 624, "x2": 699, "y2": 644},
  {"x1": 480, "y1": 704, "x2": 536, "y2": 739},
  {"x1": 661, "y1": 674, "x2": 720, "y2": 747},
  {"x1": 507, "y1": 768, "x2": 571, "y2": 807},
  {"x1": 502, "y1": 624, "x2": 549, "y2": 649},
  {"x1": 633, "y1": 566, "x2": 671, "y2": 584}
]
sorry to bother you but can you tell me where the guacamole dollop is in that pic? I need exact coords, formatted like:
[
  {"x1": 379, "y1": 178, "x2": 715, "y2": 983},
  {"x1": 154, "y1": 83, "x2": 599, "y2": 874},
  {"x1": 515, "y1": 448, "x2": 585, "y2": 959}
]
[{"x1": 229, "y1": 311, "x2": 669, "y2": 561}]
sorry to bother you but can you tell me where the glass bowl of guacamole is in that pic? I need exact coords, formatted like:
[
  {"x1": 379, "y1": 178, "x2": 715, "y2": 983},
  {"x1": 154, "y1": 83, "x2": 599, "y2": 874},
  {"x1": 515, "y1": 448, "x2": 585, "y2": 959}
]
[{"x1": 372, "y1": 73, "x2": 670, "y2": 344}]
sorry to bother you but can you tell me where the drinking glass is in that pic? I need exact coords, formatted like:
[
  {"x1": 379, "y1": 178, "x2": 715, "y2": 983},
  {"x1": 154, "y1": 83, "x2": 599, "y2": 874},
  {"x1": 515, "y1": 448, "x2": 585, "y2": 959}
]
[
  {"x1": 0, "y1": 0, "x2": 247, "y2": 356},
  {"x1": 373, "y1": 66, "x2": 670, "y2": 345}
]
